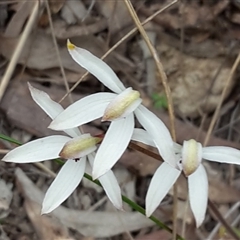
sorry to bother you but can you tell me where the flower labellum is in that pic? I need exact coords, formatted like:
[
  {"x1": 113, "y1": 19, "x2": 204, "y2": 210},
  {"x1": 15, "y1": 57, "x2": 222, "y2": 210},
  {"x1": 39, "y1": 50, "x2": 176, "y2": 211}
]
[
  {"x1": 102, "y1": 87, "x2": 142, "y2": 121},
  {"x1": 59, "y1": 134, "x2": 101, "y2": 159},
  {"x1": 181, "y1": 139, "x2": 202, "y2": 176}
]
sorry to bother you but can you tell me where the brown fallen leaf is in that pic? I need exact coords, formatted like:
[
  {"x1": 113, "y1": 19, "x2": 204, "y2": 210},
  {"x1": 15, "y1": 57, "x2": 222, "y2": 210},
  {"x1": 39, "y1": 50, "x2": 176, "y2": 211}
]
[
  {"x1": 60, "y1": 0, "x2": 87, "y2": 24},
  {"x1": 155, "y1": 42, "x2": 236, "y2": 118},
  {"x1": 95, "y1": 0, "x2": 132, "y2": 36},
  {"x1": 24, "y1": 200, "x2": 73, "y2": 240},
  {"x1": 134, "y1": 230, "x2": 171, "y2": 240},
  {"x1": 0, "y1": 31, "x2": 128, "y2": 75},
  {"x1": 0, "y1": 81, "x2": 100, "y2": 137},
  {"x1": 48, "y1": 0, "x2": 65, "y2": 13},
  {"x1": 47, "y1": 19, "x2": 108, "y2": 39},
  {"x1": 139, "y1": 1, "x2": 229, "y2": 30},
  {"x1": 15, "y1": 168, "x2": 154, "y2": 238},
  {"x1": 4, "y1": 0, "x2": 35, "y2": 38}
]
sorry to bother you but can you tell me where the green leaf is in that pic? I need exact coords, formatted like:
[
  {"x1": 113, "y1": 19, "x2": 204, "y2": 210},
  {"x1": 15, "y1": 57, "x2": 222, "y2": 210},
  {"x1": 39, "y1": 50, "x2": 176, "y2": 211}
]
[{"x1": 151, "y1": 93, "x2": 168, "y2": 109}]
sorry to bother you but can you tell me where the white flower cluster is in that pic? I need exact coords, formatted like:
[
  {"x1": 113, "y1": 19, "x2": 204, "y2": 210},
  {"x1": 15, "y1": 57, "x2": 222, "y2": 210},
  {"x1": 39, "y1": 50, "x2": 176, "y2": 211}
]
[{"x1": 3, "y1": 40, "x2": 240, "y2": 227}]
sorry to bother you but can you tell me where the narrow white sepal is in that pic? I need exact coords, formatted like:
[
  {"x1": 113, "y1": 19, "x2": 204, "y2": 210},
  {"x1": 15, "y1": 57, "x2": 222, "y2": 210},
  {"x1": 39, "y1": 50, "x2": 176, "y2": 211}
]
[
  {"x1": 88, "y1": 153, "x2": 123, "y2": 210},
  {"x1": 67, "y1": 43, "x2": 126, "y2": 94},
  {"x1": 131, "y1": 128, "x2": 156, "y2": 147},
  {"x1": 92, "y1": 114, "x2": 134, "y2": 179},
  {"x1": 188, "y1": 164, "x2": 208, "y2": 228},
  {"x1": 49, "y1": 93, "x2": 116, "y2": 130},
  {"x1": 135, "y1": 105, "x2": 177, "y2": 167},
  {"x1": 203, "y1": 146, "x2": 240, "y2": 165},
  {"x1": 41, "y1": 158, "x2": 86, "y2": 214},
  {"x1": 28, "y1": 83, "x2": 64, "y2": 119},
  {"x1": 2, "y1": 135, "x2": 70, "y2": 163},
  {"x1": 146, "y1": 162, "x2": 181, "y2": 217},
  {"x1": 28, "y1": 83, "x2": 80, "y2": 138},
  {"x1": 99, "y1": 170, "x2": 123, "y2": 210}
]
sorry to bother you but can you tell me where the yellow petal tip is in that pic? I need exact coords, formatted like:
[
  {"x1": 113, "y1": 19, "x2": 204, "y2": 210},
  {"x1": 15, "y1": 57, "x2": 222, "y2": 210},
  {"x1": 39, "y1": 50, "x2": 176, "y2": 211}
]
[{"x1": 67, "y1": 39, "x2": 75, "y2": 50}]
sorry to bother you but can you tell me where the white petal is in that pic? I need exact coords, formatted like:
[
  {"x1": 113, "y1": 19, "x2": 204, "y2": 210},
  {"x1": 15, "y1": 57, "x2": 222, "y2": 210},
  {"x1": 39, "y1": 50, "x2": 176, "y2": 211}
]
[
  {"x1": 49, "y1": 93, "x2": 116, "y2": 130},
  {"x1": 188, "y1": 164, "x2": 208, "y2": 227},
  {"x1": 28, "y1": 83, "x2": 80, "y2": 138},
  {"x1": 2, "y1": 135, "x2": 70, "y2": 163},
  {"x1": 99, "y1": 171, "x2": 123, "y2": 210},
  {"x1": 88, "y1": 153, "x2": 123, "y2": 210},
  {"x1": 28, "y1": 83, "x2": 64, "y2": 119},
  {"x1": 135, "y1": 105, "x2": 177, "y2": 167},
  {"x1": 41, "y1": 158, "x2": 86, "y2": 214},
  {"x1": 146, "y1": 162, "x2": 180, "y2": 217},
  {"x1": 131, "y1": 128, "x2": 156, "y2": 147},
  {"x1": 92, "y1": 114, "x2": 134, "y2": 179},
  {"x1": 67, "y1": 41, "x2": 126, "y2": 94},
  {"x1": 203, "y1": 146, "x2": 240, "y2": 165}
]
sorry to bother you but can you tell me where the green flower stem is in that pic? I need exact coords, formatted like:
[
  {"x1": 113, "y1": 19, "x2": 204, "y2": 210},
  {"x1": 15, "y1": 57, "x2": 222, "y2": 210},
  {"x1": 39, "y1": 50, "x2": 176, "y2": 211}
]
[
  {"x1": 83, "y1": 172, "x2": 184, "y2": 240},
  {"x1": 0, "y1": 133, "x2": 22, "y2": 145},
  {"x1": 0, "y1": 133, "x2": 185, "y2": 240}
]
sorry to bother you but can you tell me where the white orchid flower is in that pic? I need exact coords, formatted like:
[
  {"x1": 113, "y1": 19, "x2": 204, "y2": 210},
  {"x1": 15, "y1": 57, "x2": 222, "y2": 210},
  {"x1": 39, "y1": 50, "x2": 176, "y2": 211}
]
[
  {"x1": 2, "y1": 84, "x2": 122, "y2": 214},
  {"x1": 132, "y1": 122, "x2": 240, "y2": 227},
  {"x1": 49, "y1": 41, "x2": 177, "y2": 180}
]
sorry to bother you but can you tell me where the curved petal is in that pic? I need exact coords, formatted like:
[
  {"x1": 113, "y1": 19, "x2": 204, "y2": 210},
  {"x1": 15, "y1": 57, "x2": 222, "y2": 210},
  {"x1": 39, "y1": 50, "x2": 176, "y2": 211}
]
[
  {"x1": 135, "y1": 105, "x2": 177, "y2": 167},
  {"x1": 88, "y1": 153, "x2": 123, "y2": 210},
  {"x1": 67, "y1": 41, "x2": 126, "y2": 94},
  {"x1": 41, "y1": 158, "x2": 86, "y2": 214},
  {"x1": 131, "y1": 128, "x2": 156, "y2": 147},
  {"x1": 203, "y1": 146, "x2": 240, "y2": 165},
  {"x1": 49, "y1": 93, "x2": 116, "y2": 130},
  {"x1": 146, "y1": 162, "x2": 180, "y2": 217},
  {"x1": 188, "y1": 164, "x2": 208, "y2": 228},
  {"x1": 2, "y1": 135, "x2": 70, "y2": 163},
  {"x1": 28, "y1": 83, "x2": 80, "y2": 138},
  {"x1": 92, "y1": 114, "x2": 134, "y2": 179}
]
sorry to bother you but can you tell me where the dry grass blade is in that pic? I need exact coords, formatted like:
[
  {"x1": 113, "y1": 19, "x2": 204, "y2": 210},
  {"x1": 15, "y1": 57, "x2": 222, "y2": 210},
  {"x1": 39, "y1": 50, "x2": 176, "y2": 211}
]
[
  {"x1": 0, "y1": 0, "x2": 43, "y2": 102},
  {"x1": 44, "y1": 0, "x2": 73, "y2": 104},
  {"x1": 122, "y1": 1, "x2": 178, "y2": 239},
  {"x1": 123, "y1": 0, "x2": 177, "y2": 141}
]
